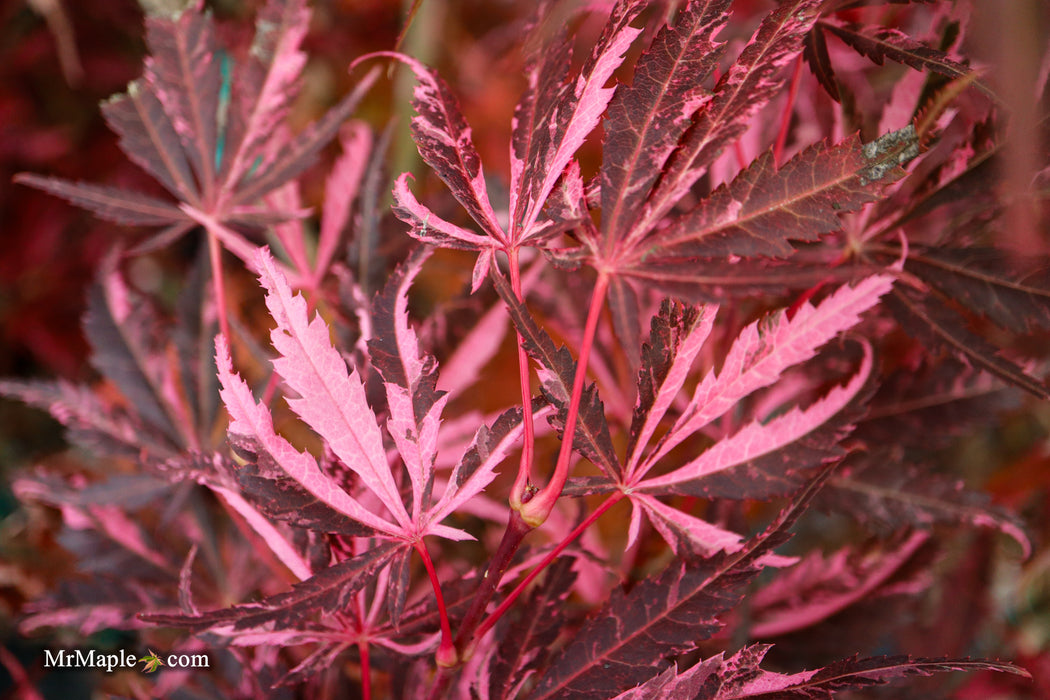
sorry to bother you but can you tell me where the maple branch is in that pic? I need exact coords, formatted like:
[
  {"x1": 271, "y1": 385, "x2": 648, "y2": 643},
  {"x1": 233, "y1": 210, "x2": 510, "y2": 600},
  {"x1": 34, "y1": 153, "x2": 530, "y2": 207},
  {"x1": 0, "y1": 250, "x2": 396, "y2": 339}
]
[
  {"x1": 520, "y1": 272, "x2": 611, "y2": 526},
  {"x1": 424, "y1": 510, "x2": 533, "y2": 700},
  {"x1": 508, "y1": 247, "x2": 537, "y2": 511},
  {"x1": 434, "y1": 493, "x2": 624, "y2": 695},
  {"x1": 451, "y1": 510, "x2": 533, "y2": 654},
  {"x1": 470, "y1": 490, "x2": 626, "y2": 653}
]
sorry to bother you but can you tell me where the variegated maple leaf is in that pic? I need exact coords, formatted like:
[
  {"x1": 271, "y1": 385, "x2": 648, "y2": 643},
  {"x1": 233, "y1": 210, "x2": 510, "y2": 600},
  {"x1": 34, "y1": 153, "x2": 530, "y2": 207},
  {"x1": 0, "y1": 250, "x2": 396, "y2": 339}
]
[
  {"x1": 216, "y1": 247, "x2": 519, "y2": 544},
  {"x1": 496, "y1": 268, "x2": 894, "y2": 557},
  {"x1": 15, "y1": 0, "x2": 377, "y2": 301}
]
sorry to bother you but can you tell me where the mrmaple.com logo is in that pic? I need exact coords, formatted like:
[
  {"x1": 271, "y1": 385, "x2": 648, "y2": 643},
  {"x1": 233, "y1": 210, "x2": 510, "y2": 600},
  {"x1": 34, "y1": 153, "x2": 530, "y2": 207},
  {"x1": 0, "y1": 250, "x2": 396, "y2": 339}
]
[{"x1": 43, "y1": 648, "x2": 209, "y2": 673}]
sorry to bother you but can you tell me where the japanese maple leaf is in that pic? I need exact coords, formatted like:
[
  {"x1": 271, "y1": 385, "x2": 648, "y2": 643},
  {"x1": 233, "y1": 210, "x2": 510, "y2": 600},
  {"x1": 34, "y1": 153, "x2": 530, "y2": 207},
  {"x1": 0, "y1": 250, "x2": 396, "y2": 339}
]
[
  {"x1": 16, "y1": 0, "x2": 375, "y2": 275},
  {"x1": 383, "y1": 0, "x2": 919, "y2": 357},
  {"x1": 366, "y1": 0, "x2": 645, "y2": 290},
  {"x1": 215, "y1": 247, "x2": 519, "y2": 544},
  {"x1": 495, "y1": 269, "x2": 895, "y2": 557}
]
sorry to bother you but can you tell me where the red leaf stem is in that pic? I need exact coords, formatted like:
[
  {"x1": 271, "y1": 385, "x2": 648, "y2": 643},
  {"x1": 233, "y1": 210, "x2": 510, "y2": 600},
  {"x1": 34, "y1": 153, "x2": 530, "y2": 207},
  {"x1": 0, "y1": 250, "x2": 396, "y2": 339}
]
[
  {"x1": 415, "y1": 540, "x2": 456, "y2": 668},
  {"x1": 520, "y1": 272, "x2": 611, "y2": 526},
  {"x1": 509, "y1": 248, "x2": 538, "y2": 512},
  {"x1": 773, "y1": 55, "x2": 803, "y2": 166},
  {"x1": 359, "y1": 638, "x2": 371, "y2": 700},
  {"x1": 206, "y1": 229, "x2": 230, "y2": 342}
]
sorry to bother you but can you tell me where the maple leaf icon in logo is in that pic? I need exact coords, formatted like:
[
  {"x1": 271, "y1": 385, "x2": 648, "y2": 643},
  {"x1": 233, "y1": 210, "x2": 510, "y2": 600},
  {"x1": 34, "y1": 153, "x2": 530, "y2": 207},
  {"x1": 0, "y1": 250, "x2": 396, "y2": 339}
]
[{"x1": 139, "y1": 649, "x2": 164, "y2": 673}]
